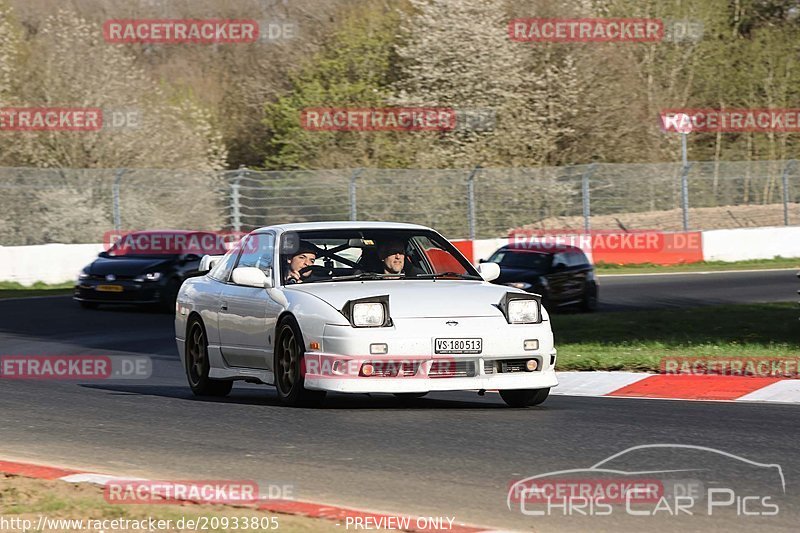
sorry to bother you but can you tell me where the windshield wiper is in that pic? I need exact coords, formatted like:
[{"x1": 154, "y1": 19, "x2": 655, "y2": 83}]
[
  {"x1": 322, "y1": 272, "x2": 406, "y2": 282},
  {"x1": 411, "y1": 272, "x2": 481, "y2": 280}
]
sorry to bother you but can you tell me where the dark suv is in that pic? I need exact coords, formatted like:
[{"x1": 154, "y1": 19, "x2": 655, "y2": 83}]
[{"x1": 484, "y1": 243, "x2": 598, "y2": 312}]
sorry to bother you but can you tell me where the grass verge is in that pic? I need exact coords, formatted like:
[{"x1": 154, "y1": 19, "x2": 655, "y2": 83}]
[
  {"x1": 552, "y1": 302, "x2": 800, "y2": 372},
  {"x1": 0, "y1": 474, "x2": 332, "y2": 532},
  {"x1": 595, "y1": 256, "x2": 800, "y2": 274},
  {"x1": 0, "y1": 281, "x2": 74, "y2": 299}
]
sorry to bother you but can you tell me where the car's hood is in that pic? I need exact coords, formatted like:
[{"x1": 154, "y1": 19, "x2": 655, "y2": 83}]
[
  {"x1": 287, "y1": 280, "x2": 519, "y2": 318},
  {"x1": 88, "y1": 256, "x2": 172, "y2": 276}
]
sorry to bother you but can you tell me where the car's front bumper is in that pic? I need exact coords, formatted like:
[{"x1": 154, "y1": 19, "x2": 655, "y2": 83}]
[
  {"x1": 302, "y1": 351, "x2": 558, "y2": 393},
  {"x1": 73, "y1": 280, "x2": 164, "y2": 304}
]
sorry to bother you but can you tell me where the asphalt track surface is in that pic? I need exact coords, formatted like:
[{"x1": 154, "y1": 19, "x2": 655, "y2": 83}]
[{"x1": 0, "y1": 270, "x2": 798, "y2": 532}]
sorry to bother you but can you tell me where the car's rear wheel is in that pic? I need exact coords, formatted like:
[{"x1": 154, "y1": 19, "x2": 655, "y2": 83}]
[
  {"x1": 499, "y1": 388, "x2": 550, "y2": 408},
  {"x1": 185, "y1": 318, "x2": 233, "y2": 397},
  {"x1": 274, "y1": 317, "x2": 326, "y2": 407}
]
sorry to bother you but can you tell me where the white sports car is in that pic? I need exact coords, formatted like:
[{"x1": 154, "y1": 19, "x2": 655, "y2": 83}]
[{"x1": 174, "y1": 222, "x2": 557, "y2": 407}]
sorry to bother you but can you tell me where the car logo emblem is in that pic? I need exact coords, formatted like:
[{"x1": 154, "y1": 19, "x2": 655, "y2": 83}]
[
  {"x1": 446, "y1": 321, "x2": 458, "y2": 326},
  {"x1": 105, "y1": 274, "x2": 116, "y2": 281}
]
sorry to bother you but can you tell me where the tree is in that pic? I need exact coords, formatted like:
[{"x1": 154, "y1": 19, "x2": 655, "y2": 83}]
[{"x1": 392, "y1": 0, "x2": 580, "y2": 167}]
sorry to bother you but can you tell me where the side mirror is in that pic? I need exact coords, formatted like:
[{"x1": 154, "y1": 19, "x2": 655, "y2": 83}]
[
  {"x1": 477, "y1": 262, "x2": 500, "y2": 282},
  {"x1": 98, "y1": 251, "x2": 109, "y2": 258},
  {"x1": 232, "y1": 267, "x2": 273, "y2": 289},
  {"x1": 478, "y1": 258, "x2": 487, "y2": 264},
  {"x1": 198, "y1": 254, "x2": 223, "y2": 273}
]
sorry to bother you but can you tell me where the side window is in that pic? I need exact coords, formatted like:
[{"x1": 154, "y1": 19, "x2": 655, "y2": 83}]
[
  {"x1": 208, "y1": 247, "x2": 240, "y2": 283},
  {"x1": 571, "y1": 250, "x2": 588, "y2": 267},
  {"x1": 551, "y1": 252, "x2": 567, "y2": 270},
  {"x1": 235, "y1": 233, "x2": 275, "y2": 274}
]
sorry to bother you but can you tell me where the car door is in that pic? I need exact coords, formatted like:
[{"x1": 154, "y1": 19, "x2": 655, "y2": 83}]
[
  {"x1": 545, "y1": 252, "x2": 570, "y2": 304},
  {"x1": 561, "y1": 249, "x2": 588, "y2": 301},
  {"x1": 217, "y1": 232, "x2": 282, "y2": 369}
]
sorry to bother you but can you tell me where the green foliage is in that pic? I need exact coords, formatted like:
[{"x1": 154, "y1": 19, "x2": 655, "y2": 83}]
[{"x1": 263, "y1": 2, "x2": 412, "y2": 169}]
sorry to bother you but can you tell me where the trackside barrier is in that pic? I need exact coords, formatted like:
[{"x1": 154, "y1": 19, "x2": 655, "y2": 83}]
[{"x1": 2, "y1": 226, "x2": 799, "y2": 285}]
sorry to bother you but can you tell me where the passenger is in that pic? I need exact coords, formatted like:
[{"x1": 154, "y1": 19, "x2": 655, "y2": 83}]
[{"x1": 284, "y1": 240, "x2": 319, "y2": 284}]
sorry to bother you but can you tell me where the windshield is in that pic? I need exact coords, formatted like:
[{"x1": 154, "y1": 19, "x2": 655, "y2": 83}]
[
  {"x1": 488, "y1": 249, "x2": 552, "y2": 271},
  {"x1": 280, "y1": 229, "x2": 480, "y2": 285},
  {"x1": 106, "y1": 232, "x2": 229, "y2": 258}
]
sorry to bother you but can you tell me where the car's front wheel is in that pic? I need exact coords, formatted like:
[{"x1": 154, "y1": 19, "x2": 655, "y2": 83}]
[
  {"x1": 274, "y1": 317, "x2": 326, "y2": 407},
  {"x1": 185, "y1": 318, "x2": 233, "y2": 397},
  {"x1": 499, "y1": 388, "x2": 550, "y2": 408}
]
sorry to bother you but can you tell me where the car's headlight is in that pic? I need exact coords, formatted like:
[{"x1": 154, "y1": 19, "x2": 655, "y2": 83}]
[
  {"x1": 504, "y1": 282, "x2": 532, "y2": 290},
  {"x1": 133, "y1": 272, "x2": 162, "y2": 282},
  {"x1": 341, "y1": 295, "x2": 392, "y2": 327},
  {"x1": 508, "y1": 299, "x2": 539, "y2": 323},
  {"x1": 499, "y1": 293, "x2": 542, "y2": 324},
  {"x1": 78, "y1": 268, "x2": 89, "y2": 280},
  {"x1": 353, "y1": 303, "x2": 385, "y2": 326}
]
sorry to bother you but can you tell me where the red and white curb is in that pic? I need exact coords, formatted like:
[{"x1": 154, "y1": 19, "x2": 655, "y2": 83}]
[
  {"x1": 554, "y1": 371, "x2": 800, "y2": 403},
  {"x1": 0, "y1": 459, "x2": 505, "y2": 533}
]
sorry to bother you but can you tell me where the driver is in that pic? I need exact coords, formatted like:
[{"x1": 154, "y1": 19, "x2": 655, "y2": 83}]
[{"x1": 284, "y1": 240, "x2": 320, "y2": 284}]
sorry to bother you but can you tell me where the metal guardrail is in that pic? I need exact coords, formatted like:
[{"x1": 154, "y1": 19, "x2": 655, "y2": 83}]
[{"x1": 0, "y1": 160, "x2": 797, "y2": 245}]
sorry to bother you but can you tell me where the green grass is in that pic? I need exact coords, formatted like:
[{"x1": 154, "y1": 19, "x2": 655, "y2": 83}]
[
  {"x1": 0, "y1": 281, "x2": 74, "y2": 299},
  {"x1": 595, "y1": 256, "x2": 800, "y2": 274},
  {"x1": 552, "y1": 302, "x2": 800, "y2": 372}
]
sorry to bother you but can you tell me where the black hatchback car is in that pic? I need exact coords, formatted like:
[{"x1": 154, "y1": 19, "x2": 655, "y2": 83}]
[
  {"x1": 484, "y1": 243, "x2": 598, "y2": 312},
  {"x1": 74, "y1": 230, "x2": 228, "y2": 311}
]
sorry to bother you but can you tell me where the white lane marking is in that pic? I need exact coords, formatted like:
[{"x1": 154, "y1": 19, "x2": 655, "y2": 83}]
[
  {"x1": 552, "y1": 371, "x2": 653, "y2": 396},
  {"x1": 59, "y1": 473, "x2": 146, "y2": 485},
  {"x1": 736, "y1": 380, "x2": 800, "y2": 403},
  {"x1": 598, "y1": 267, "x2": 798, "y2": 278}
]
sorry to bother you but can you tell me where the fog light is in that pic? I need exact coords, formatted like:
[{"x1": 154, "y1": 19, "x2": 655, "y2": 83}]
[
  {"x1": 361, "y1": 363, "x2": 375, "y2": 377},
  {"x1": 370, "y1": 343, "x2": 388, "y2": 355},
  {"x1": 524, "y1": 339, "x2": 539, "y2": 351},
  {"x1": 526, "y1": 359, "x2": 539, "y2": 372}
]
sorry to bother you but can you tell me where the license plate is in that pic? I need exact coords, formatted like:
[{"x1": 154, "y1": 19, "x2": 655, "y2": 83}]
[
  {"x1": 435, "y1": 338, "x2": 482, "y2": 354},
  {"x1": 96, "y1": 284, "x2": 123, "y2": 292}
]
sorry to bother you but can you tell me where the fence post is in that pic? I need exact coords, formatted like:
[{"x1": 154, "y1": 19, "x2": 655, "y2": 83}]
[
  {"x1": 782, "y1": 159, "x2": 796, "y2": 226},
  {"x1": 231, "y1": 165, "x2": 245, "y2": 233},
  {"x1": 466, "y1": 165, "x2": 481, "y2": 240},
  {"x1": 680, "y1": 162, "x2": 692, "y2": 231},
  {"x1": 581, "y1": 163, "x2": 596, "y2": 232},
  {"x1": 112, "y1": 168, "x2": 125, "y2": 231},
  {"x1": 349, "y1": 168, "x2": 362, "y2": 221}
]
